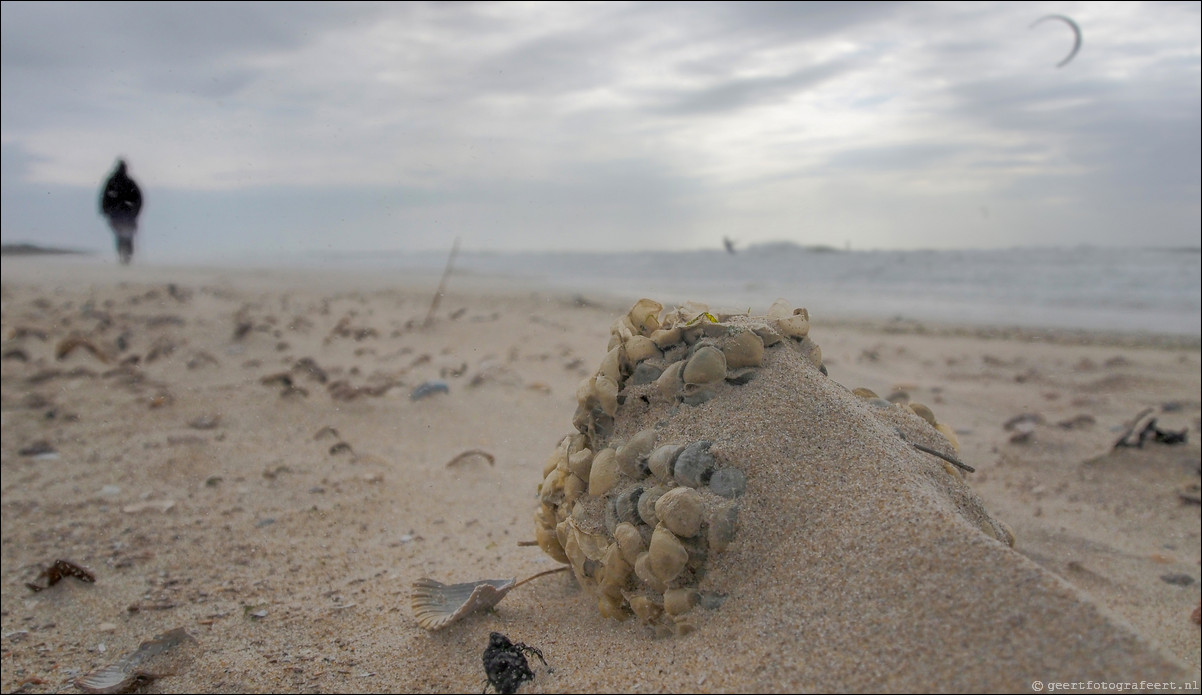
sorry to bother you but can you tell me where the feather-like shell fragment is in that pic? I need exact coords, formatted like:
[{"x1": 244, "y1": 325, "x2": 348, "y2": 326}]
[
  {"x1": 411, "y1": 577, "x2": 516, "y2": 630},
  {"x1": 74, "y1": 627, "x2": 195, "y2": 694}
]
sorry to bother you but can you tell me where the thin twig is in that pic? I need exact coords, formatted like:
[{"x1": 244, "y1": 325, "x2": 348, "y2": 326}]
[
  {"x1": 516, "y1": 540, "x2": 539, "y2": 547},
  {"x1": 910, "y1": 441, "x2": 976, "y2": 473},
  {"x1": 424, "y1": 236, "x2": 461, "y2": 327},
  {"x1": 897, "y1": 429, "x2": 975, "y2": 472},
  {"x1": 511, "y1": 566, "x2": 570, "y2": 590}
]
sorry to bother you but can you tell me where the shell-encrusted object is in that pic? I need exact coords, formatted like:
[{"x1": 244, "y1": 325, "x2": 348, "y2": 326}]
[{"x1": 533, "y1": 298, "x2": 992, "y2": 636}]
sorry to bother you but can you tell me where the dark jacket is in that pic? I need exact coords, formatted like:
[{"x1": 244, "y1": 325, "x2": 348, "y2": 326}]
[{"x1": 100, "y1": 160, "x2": 143, "y2": 222}]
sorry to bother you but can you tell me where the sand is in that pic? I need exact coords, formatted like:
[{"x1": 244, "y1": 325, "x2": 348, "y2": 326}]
[{"x1": 1, "y1": 256, "x2": 1199, "y2": 693}]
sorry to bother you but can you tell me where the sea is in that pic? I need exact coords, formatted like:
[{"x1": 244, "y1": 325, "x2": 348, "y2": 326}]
[{"x1": 268, "y1": 244, "x2": 1200, "y2": 338}]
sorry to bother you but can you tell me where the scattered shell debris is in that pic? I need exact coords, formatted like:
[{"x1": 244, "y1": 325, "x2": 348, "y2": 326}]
[
  {"x1": 187, "y1": 414, "x2": 221, "y2": 430},
  {"x1": 411, "y1": 380, "x2": 450, "y2": 401},
  {"x1": 74, "y1": 627, "x2": 195, "y2": 694},
  {"x1": 122, "y1": 500, "x2": 176, "y2": 514},
  {"x1": 18, "y1": 440, "x2": 58, "y2": 458},
  {"x1": 411, "y1": 567, "x2": 568, "y2": 631},
  {"x1": 25, "y1": 558, "x2": 96, "y2": 592},
  {"x1": 534, "y1": 298, "x2": 1007, "y2": 635},
  {"x1": 445, "y1": 449, "x2": 496, "y2": 467},
  {"x1": 55, "y1": 334, "x2": 111, "y2": 363}
]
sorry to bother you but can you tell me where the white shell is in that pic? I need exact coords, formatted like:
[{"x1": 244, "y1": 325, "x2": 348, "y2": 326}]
[
  {"x1": 562, "y1": 473, "x2": 587, "y2": 507},
  {"x1": 634, "y1": 552, "x2": 668, "y2": 593},
  {"x1": 598, "y1": 347, "x2": 623, "y2": 384},
  {"x1": 647, "y1": 444, "x2": 684, "y2": 482},
  {"x1": 650, "y1": 326, "x2": 683, "y2": 348},
  {"x1": 628, "y1": 298, "x2": 663, "y2": 335},
  {"x1": 567, "y1": 447, "x2": 594, "y2": 480},
  {"x1": 588, "y1": 448, "x2": 619, "y2": 496},
  {"x1": 663, "y1": 587, "x2": 699, "y2": 616},
  {"x1": 543, "y1": 436, "x2": 570, "y2": 477},
  {"x1": 623, "y1": 335, "x2": 661, "y2": 368},
  {"x1": 628, "y1": 594, "x2": 662, "y2": 624},
  {"x1": 536, "y1": 523, "x2": 569, "y2": 563},
  {"x1": 798, "y1": 338, "x2": 822, "y2": 368},
  {"x1": 683, "y1": 346, "x2": 726, "y2": 385},
  {"x1": 648, "y1": 524, "x2": 689, "y2": 583},
  {"x1": 638, "y1": 485, "x2": 668, "y2": 526},
  {"x1": 936, "y1": 422, "x2": 961, "y2": 452},
  {"x1": 909, "y1": 402, "x2": 937, "y2": 427},
  {"x1": 594, "y1": 375, "x2": 619, "y2": 417},
  {"x1": 654, "y1": 486, "x2": 704, "y2": 538},
  {"x1": 768, "y1": 298, "x2": 794, "y2": 319},
  {"x1": 721, "y1": 329, "x2": 764, "y2": 369},
  {"x1": 616, "y1": 429, "x2": 657, "y2": 478},
  {"x1": 775, "y1": 307, "x2": 811, "y2": 339},
  {"x1": 539, "y1": 467, "x2": 564, "y2": 506},
  {"x1": 614, "y1": 522, "x2": 646, "y2": 566},
  {"x1": 655, "y1": 360, "x2": 684, "y2": 400}
]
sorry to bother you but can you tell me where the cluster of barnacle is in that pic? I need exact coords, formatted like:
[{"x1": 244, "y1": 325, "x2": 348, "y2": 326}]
[{"x1": 534, "y1": 298, "x2": 822, "y2": 635}]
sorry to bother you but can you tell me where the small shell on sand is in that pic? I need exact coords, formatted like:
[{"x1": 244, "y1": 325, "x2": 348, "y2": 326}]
[
  {"x1": 614, "y1": 522, "x2": 646, "y2": 565},
  {"x1": 647, "y1": 444, "x2": 684, "y2": 482},
  {"x1": 707, "y1": 502, "x2": 739, "y2": 552},
  {"x1": 674, "y1": 441, "x2": 716, "y2": 488},
  {"x1": 588, "y1": 448, "x2": 619, "y2": 496},
  {"x1": 623, "y1": 335, "x2": 661, "y2": 369},
  {"x1": 682, "y1": 346, "x2": 727, "y2": 385},
  {"x1": 616, "y1": 429, "x2": 657, "y2": 478},
  {"x1": 654, "y1": 487, "x2": 704, "y2": 538},
  {"x1": 721, "y1": 329, "x2": 764, "y2": 368},
  {"x1": 709, "y1": 468, "x2": 747, "y2": 498},
  {"x1": 628, "y1": 298, "x2": 663, "y2": 335},
  {"x1": 594, "y1": 375, "x2": 620, "y2": 417},
  {"x1": 655, "y1": 360, "x2": 685, "y2": 400},
  {"x1": 663, "y1": 587, "x2": 699, "y2": 617},
  {"x1": 647, "y1": 524, "x2": 690, "y2": 583},
  {"x1": 566, "y1": 447, "x2": 593, "y2": 480},
  {"x1": 908, "y1": 402, "x2": 937, "y2": 427}
]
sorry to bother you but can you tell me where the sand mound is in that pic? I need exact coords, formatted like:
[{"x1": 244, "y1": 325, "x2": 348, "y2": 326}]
[{"x1": 534, "y1": 299, "x2": 1188, "y2": 691}]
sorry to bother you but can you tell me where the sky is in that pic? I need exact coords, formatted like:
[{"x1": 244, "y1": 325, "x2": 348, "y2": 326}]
[{"x1": 1, "y1": 1, "x2": 1199, "y2": 260}]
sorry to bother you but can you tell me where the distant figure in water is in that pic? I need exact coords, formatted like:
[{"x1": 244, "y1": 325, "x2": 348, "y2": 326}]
[
  {"x1": 723, "y1": 236, "x2": 737, "y2": 254},
  {"x1": 100, "y1": 159, "x2": 143, "y2": 264}
]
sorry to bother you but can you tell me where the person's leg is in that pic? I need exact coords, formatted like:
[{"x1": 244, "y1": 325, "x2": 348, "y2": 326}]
[
  {"x1": 111, "y1": 218, "x2": 137, "y2": 264},
  {"x1": 118, "y1": 236, "x2": 133, "y2": 264}
]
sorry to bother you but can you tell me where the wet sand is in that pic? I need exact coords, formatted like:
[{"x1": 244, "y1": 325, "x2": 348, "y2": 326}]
[{"x1": 2, "y1": 257, "x2": 1198, "y2": 693}]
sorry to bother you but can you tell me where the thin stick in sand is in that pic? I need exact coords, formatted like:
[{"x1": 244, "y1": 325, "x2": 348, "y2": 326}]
[
  {"x1": 424, "y1": 236, "x2": 461, "y2": 328},
  {"x1": 896, "y1": 429, "x2": 976, "y2": 472}
]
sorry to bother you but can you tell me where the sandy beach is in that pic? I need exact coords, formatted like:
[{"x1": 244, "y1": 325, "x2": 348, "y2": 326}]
[{"x1": 2, "y1": 256, "x2": 1198, "y2": 693}]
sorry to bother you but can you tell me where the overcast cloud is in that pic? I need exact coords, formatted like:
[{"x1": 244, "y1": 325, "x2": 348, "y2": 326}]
[{"x1": 1, "y1": 1, "x2": 1198, "y2": 260}]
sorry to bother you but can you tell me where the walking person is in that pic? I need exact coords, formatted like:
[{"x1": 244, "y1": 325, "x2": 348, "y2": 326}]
[{"x1": 100, "y1": 159, "x2": 143, "y2": 264}]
